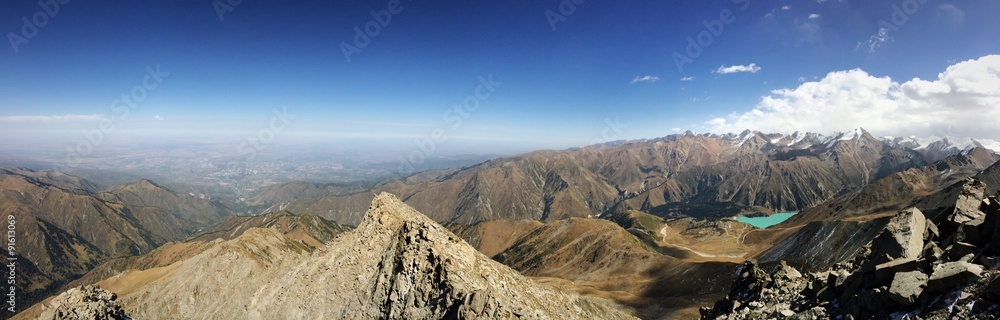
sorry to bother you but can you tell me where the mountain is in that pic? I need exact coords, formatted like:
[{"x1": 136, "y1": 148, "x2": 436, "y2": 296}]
[
  {"x1": 447, "y1": 219, "x2": 544, "y2": 257},
  {"x1": 245, "y1": 181, "x2": 371, "y2": 209},
  {"x1": 22, "y1": 193, "x2": 636, "y2": 319},
  {"x1": 0, "y1": 167, "x2": 233, "y2": 311},
  {"x1": 55, "y1": 210, "x2": 351, "y2": 298},
  {"x1": 97, "y1": 178, "x2": 230, "y2": 226},
  {"x1": 704, "y1": 178, "x2": 1000, "y2": 319},
  {"x1": 188, "y1": 210, "x2": 350, "y2": 247},
  {"x1": 783, "y1": 147, "x2": 1000, "y2": 225},
  {"x1": 884, "y1": 135, "x2": 1000, "y2": 162},
  {"x1": 271, "y1": 128, "x2": 936, "y2": 226},
  {"x1": 749, "y1": 151, "x2": 999, "y2": 272}
]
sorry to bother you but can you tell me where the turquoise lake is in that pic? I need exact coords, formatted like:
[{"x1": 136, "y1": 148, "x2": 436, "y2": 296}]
[{"x1": 737, "y1": 212, "x2": 797, "y2": 229}]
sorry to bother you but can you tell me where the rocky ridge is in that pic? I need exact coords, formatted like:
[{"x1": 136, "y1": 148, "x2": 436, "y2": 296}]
[
  {"x1": 702, "y1": 178, "x2": 1000, "y2": 319},
  {"x1": 30, "y1": 193, "x2": 635, "y2": 319}
]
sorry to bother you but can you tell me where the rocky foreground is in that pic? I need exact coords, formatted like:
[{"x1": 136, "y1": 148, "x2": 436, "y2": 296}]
[{"x1": 703, "y1": 178, "x2": 1000, "y2": 319}]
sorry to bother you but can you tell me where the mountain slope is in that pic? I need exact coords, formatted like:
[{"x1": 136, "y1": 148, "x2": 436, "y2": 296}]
[
  {"x1": 27, "y1": 193, "x2": 636, "y2": 319},
  {"x1": 188, "y1": 210, "x2": 350, "y2": 247},
  {"x1": 278, "y1": 129, "x2": 933, "y2": 226},
  {"x1": 0, "y1": 168, "x2": 233, "y2": 313},
  {"x1": 784, "y1": 147, "x2": 1000, "y2": 225},
  {"x1": 98, "y1": 178, "x2": 230, "y2": 225}
]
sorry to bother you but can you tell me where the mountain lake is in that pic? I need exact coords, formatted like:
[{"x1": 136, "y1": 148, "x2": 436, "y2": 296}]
[{"x1": 737, "y1": 212, "x2": 797, "y2": 228}]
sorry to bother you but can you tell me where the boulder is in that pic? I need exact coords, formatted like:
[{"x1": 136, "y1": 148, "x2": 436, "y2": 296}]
[
  {"x1": 866, "y1": 258, "x2": 921, "y2": 287},
  {"x1": 887, "y1": 270, "x2": 928, "y2": 305},
  {"x1": 926, "y1": 261, "x2": 984, "y2": 293},
  {"x1": 945, "y1": 242, "x2": 979, "y2": 261},
  {"x1": 949, "y1": 178, "x2": 986, "y2": 226},
  {"x1": 867, "y1": 208, "x2": 926, "y2": 267}
]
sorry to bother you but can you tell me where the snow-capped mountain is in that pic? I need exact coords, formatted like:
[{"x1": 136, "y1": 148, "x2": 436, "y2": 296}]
[{"x1": 883, "y1": 135, "x2": 1000, "y2": 161}]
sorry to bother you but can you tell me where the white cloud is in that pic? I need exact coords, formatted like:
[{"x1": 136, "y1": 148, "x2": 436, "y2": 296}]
[
  {"x1": 705, "y1": 118, "x2": 726, "y2": 126},
  {"x1": 782, "y1": 6, "x2": 791, "y2": 10},
  {"x1": 154, "y1": 115, "x2": 164, "y2": 121},
  {"x1": 680, "y1": 76, "x2": 695, "y2": 81},
  {"x1": 630, "y1": 75, "x2": 660, "y2": 84},
  {"x1": 671, "y1": 127, "x2": 681, "y2": 131},
  {"x1": 858, "y1": 27, "x2": 892, "y2": 52},
  {"x1": 797, "y1": 76, "x2": 807, "y2": 82},
  {"x1": 0, "y1": 114, "x2": 106, "y2": 122},
  {"x1": 808, "y1": 13, "x2": 821, "y2": 19},
  {"x1": 715, "y1": 63, "x2": 761, "y2": 74},
  {"x1": 705, "y1": 55, "x2": 1000, "y2": 139}
]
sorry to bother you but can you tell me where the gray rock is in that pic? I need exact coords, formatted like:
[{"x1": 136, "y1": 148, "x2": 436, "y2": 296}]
[
  {"x1": 926, "y1": 261, "x2": 983, "y2": 293},
  {"x1": 887, "y1": 270, "x2": 927, "y2": 305},
  {"x1": 867, "y1": 258, "x2": 921, "y2": 287},
  {"x1": 949, "y1": 178, "x2": 987, "y2": 225},
  {"x1": 867, "y1": 208, "x2": 925, "y2": 267},
  {"x1": 38, "y1": 285, "x2": 130, "y2": 320}
]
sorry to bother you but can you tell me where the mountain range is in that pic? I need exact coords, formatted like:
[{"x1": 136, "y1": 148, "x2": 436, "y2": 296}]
[{"x1": 8, "y1": 128, "x2": 1000, "y2": 319}]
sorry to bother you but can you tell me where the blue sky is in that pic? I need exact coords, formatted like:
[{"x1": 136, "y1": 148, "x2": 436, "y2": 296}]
[{"x1": 1, "y1": 0, "x2": 999, "y2": 156}]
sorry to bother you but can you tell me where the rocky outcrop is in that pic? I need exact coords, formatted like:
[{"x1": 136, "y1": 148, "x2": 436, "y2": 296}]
[
  {"x1": 37, "y1": 286, "x2": 130, "y2": 320},
  {"x1": 41, "y1": 193, "x2": 635, "y2": 319},
  {"x1": 703, "y1": 178, "x2": 1000, "y2": 319}
]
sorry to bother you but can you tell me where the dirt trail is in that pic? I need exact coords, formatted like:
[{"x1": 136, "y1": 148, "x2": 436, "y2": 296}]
[{"x1": 659, "y1": 225, "x2": 746, "y2": 259}]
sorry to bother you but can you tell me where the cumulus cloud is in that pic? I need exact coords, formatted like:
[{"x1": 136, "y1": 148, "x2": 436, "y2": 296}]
[
  {"x1": 680, "y1": 76, "x2": 695, "y2": 81},
  {"x1": 154, "y1": 115, "x2": 164, "y2": 121},
  {"x1": 705, "y1": 55, "x2": 1000, "y2": 139},
  {"x1": 630, "y1": 75, "x2": 660, "y2": 84},
  {"x1": 0, "y1": 114, "x2": 106, "y2": 122},
  {"x1": 782, "y1": 6, "x2": 791, "y2": 10},
  {"x1": 715, "y1": 63, "x2": 761, "y2": 74},
  {"x1": 808, "y1": 13, "x2": 821, "y2": 19}
]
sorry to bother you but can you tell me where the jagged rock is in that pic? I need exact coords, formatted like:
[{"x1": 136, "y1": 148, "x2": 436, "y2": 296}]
[
  {"x1": 775, "y1": 261, "x2": 802, "y2": 281},
  {"x1": 38, "y1": 286, "x2": 129, "y2": 320},
  {"x1": 887, "y1": 270, "x2": 928, "y2": 305},
  {"x1": 866, "y1": 208, "x2": 926, "y2": 267},
  {"x1": 926, "y1": 261, "x2": 984, "y2": 293},
  {"x1": 949, "y1": 178, "x2": 987, "y2": 225},
  {"x1": 945, "y1": 241, "x2": 979, "y2": 261},
  {"x1": 868, "y1": 258, "x2": 922, "y2": 287},
  {"x1": 923, "y1": 242, "x2": 944, "y2": 264}
]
